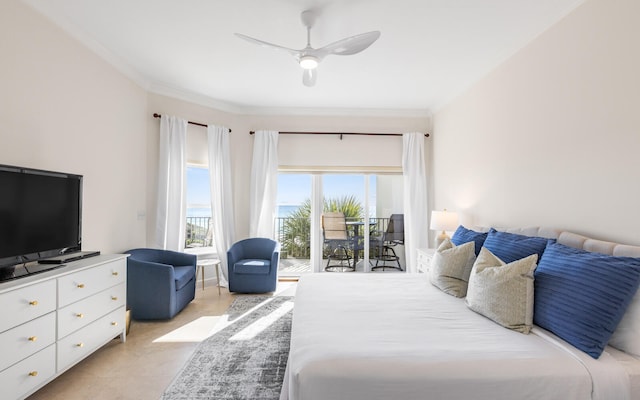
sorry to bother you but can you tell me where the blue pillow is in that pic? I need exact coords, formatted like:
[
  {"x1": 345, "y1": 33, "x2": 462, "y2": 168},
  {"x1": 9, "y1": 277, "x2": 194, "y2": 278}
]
[
  {"x1": 483, "y1": 228, "x2": 551, "y2": 264},
  {"x1": 451, "y1": 225, "x2": 487, "y2": 256},
  {"x1": 534, "y1": 242, "x2": 640, "y2": 359}
]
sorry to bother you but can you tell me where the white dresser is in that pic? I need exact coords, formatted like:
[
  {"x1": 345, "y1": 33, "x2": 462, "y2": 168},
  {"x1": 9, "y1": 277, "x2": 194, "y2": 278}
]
[
  {"x1": 0, "y1": 254, "x2": 127, "y2": 400},
  {"x1": 416, "y1": 248, "x2": 435, "y2": 273}
]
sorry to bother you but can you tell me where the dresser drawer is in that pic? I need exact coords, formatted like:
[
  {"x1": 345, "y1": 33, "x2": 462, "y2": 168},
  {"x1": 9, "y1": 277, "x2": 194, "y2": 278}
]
[
  {"x1": 0, "y1": 312, "x2": 56, "y2": 372},
  {"x1": 57, "y1": 306, "x2": 125, "y2": 371},
  {"x1": 58, "y1": 283, "x2": 126, "y2": 338},
  {"x1": 58, "y1": 259, "x2": 126, "y2": 307},
  {"x1": 0, "y1": 344, "x2": 55, "y2": 400},
  {"x1": 0, "y1": 280, "x2": 57, "y2": 333}
]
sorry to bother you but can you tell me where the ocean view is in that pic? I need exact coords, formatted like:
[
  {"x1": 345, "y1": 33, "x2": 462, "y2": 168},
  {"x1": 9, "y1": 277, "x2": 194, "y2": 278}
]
[
  {"x1": 278, "y1": 205, "x2": 301, "y2": 218},
  {"x1": 187, "y1": 205, "x2": 300, "y2": 219},
  {"x1": 187, "y1": 207, "x2": 211, "y2": 218},
  {"x1": 187, "y1": 173, "x2": 382, "y2": 222}
]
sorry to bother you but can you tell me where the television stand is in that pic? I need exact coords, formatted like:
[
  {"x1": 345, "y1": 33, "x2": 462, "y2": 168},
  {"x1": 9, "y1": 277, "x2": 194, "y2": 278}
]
[
  {"x1": 39, "y1": 250, "x2": 101, "y2": 264},
  {"x1": 0, "y1": 254, "x2": 127, "y2": 400}
]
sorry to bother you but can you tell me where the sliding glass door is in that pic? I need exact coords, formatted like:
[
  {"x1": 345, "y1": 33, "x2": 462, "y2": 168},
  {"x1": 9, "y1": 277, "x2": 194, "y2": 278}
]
[
  {"x1": 276, "y1": 171, "x2": 404, "y2": 275},
  {"x1": 276, "y1": 174, "x2": 312, "y2": 277},
  {"x1": 368, "y1": 174, "x2": 406, "y2": 271},
  {"x1": 322, "y1": 174, "x2": 367, "y2": 271}
]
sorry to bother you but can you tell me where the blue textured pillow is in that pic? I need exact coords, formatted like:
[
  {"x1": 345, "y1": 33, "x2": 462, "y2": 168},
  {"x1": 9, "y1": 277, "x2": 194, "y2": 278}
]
[
  {"x1": 451, "y1": 225, "x2": 487, "y2": 256},
  {"x1": 483, "y1": 228, "x2": 551, "y2": 264},
  {"x1": 534, "y1": 242, "x2": 640, "y2": 359}
]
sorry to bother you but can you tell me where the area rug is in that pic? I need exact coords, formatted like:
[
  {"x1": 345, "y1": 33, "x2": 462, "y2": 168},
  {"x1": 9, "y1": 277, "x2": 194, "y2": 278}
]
[{"x1": 161, "y1": 295, "x2": 294, "y2": 400}]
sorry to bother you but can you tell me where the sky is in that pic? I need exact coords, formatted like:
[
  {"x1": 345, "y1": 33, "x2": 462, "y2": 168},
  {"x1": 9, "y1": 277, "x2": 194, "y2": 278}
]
[
  {"x1": 277, "y1": 174, "x2": 375, "y2": 206},
  {"x1": 186, "y1": 167, "x2": 211, "y2": 208},
  {"x1": 188, "y1": 168, "x2": 377, "y2": 210}
]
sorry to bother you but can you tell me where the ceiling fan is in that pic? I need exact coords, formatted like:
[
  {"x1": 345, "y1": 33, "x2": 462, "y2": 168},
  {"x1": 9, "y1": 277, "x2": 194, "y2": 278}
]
[{"x1": 235, "y1": 10, "x2": 381, "y2": 87}]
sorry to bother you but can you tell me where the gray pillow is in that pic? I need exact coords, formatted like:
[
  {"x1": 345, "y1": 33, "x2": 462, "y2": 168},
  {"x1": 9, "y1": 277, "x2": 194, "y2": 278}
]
[
  {"x1": 429, "y1": 239, "x2": 476, "y2": 297},
  {"x1": 466, "y1": 247, "x2": 538, "y2": 334}
]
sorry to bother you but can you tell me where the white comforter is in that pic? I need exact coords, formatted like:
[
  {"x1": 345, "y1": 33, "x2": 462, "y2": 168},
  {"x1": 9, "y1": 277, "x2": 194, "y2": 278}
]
[{"x1": 280, "y1": 273, "x2": 633, "y2": 400}]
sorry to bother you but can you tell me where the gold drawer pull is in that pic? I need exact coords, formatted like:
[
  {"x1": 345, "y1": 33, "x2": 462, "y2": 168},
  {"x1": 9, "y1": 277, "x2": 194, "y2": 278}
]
[
  {"x1": 76, "y1": 342, "x2": 84, "y2": 348},
  {"x1": 111, "y1": 296, "x2": 118, "y2": 301},
  {"x1": 112, "y1": 271, "x2": 119, "y2": 276},
  {"x1": 28, "y1": 336, "x2": 37, "y2": 342},
  {"x1": 29, "y1": 300, "x2": 39, "y2": 306},
  {"x1": 111, "y1": 322, "x2": 118, "y2": 326},
  {"x1": 28, "y1": 371, "x2": 38, "y2": 377},
  {"x1": 77, "y1": 283, "x2": 85, "y2": 288},
  {"x1": 76, "y1": 313, "x2": 84, "y2": 318}
]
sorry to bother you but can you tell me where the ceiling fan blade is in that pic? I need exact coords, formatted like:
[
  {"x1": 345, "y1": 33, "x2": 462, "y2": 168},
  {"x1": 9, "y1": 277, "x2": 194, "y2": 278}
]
[
  {"x1": 234, "y1": 33, "x2": 300, "y2": 57},
  {"x1": 315, "y1": 31, "x2": 381, "y2": 58},
  {"x1": 237, "y1": 12, "x2": 381, "y2": 87},
  {"x1": 303, "y1": 68, "x2": 317, "y2": 87}
]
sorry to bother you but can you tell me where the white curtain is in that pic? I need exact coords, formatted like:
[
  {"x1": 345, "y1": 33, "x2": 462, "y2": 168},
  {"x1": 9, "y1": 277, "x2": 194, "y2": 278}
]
[
  {"x1": 207, "y1": 125, "x2": 235, "y2": 285},
  {"x1": 249, "y1": 130, "x2": 279, "y2": 238},
  {"x1": 402, "y1": 132, "x2": 429, "y2": 273},
  {"x1": 156, "y1": 115, "x2": 188, "y2": 251}
]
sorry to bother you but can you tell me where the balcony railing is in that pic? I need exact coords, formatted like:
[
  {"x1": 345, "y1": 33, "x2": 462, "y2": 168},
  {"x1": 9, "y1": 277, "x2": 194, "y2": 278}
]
[
  {"x1": 186, "y1": 215, "x2": 392, "y2": 256},
  {"x1": 185, "y1": 216, "x2": 212, "y2": 248},
  {"x1": 275, "y1": 216, "x2": 390, "y2": 259},
  {"x1": 275, "y1": 217, "x2": 311, "y2": 259}
]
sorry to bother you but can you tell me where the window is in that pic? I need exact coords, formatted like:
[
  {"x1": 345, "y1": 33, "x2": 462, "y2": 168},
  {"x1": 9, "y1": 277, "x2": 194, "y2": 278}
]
[{"x1": 185, "y1": 166, "x2": 213, "y2": 249}]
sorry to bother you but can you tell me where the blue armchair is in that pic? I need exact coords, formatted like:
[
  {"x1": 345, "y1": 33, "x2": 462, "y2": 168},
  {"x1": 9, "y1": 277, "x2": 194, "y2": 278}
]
[
  {"x1": 125, "y1": 248, "x2": 197, "y2": 320},
  {"x1": 227, "y1": 238, "x2": 280, "y2": 293}
]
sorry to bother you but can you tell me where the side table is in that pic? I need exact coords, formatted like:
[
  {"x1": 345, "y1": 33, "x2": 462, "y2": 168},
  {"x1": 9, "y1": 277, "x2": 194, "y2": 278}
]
[
  {"x1": 196, "y1": 259, "x2": 222, "y2": 295},
  {"x1": 416, "y1": 248, "x2": 435, "y2": 274}
]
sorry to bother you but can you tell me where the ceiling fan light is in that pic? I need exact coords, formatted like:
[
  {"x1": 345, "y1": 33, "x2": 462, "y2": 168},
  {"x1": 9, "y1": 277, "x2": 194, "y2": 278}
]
[{"x1": 299, "y1": 55, "x2": 319, "y2": 69}]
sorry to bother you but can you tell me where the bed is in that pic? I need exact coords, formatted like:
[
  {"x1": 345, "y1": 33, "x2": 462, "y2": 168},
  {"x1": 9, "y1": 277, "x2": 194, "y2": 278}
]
[{"x1": 280, "y1": 228, "x2": 640, "y2": 400}]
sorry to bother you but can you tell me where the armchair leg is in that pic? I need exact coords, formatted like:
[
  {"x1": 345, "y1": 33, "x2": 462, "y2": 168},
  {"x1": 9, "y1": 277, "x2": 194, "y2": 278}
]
[
  {"x1": 372, "y1": 245, "x2": 403, "y2": 271},
  {"x1": 325, "y1": 244, "x2": 355, "y2": 272}
]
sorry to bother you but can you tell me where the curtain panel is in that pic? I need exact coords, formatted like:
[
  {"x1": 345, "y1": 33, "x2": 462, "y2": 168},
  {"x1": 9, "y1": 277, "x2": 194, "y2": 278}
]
[
  {"x1": 207, "y1": 125, "x2": 235, "y2": 285},
  {"x1": 402, "y1": 132, "x2": 429, "y2": 273},
  {"x1": 156, "y1": 115, "x2": 188, "y2": 251},
  {"x1": 249, "y1": 130, "x2": 279, "y2": 239}
]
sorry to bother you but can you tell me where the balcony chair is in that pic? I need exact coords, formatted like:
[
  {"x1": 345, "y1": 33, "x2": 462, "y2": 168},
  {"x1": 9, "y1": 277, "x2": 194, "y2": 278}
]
[
  {"x1": 227, "y1": 238, "x2": 280, "y2": 293},
  {"x1": 125, "y1": 248, "x2": 197, "y2": 320},
  {"x1": 371, "y1": 214, "x2": 405, "y2": 271},
  {"x1": 322, "y1": 212, "x2": 355, "y2": 272}
]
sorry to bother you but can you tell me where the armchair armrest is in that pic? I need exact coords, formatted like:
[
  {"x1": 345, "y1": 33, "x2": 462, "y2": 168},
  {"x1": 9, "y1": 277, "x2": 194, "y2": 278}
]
[
  {"x1": 271, "y1": 242, "x2": 281, "y2": 271},
  {"x1": 158, "y1": 250, "x2": 197, "y2": 268},
  {"x1": 227, "y1": 243, "x2": 244, "y2": 267},
  {"x1": 127, "y1": 259, "x2": 176, "y2": 291}
]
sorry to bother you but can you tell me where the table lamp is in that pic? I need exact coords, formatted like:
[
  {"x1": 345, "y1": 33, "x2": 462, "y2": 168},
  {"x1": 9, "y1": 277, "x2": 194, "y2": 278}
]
[{"x1": 430, "y1": 210, "x2": 459, "y2": 247}]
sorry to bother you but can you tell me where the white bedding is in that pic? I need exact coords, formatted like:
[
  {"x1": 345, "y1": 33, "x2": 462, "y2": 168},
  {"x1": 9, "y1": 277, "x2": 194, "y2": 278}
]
[{"x1": 280, "y1": 273, "x2": 637, "y2": 400}]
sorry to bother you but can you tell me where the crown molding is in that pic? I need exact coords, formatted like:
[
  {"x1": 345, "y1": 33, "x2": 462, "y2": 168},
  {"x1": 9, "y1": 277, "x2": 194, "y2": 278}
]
[
  {"x1": 149, "y1": 82, "x2": 431, "y2": 118},
  {"x1": 25, "y1": 0, "x2": 432, "y2": 120}
]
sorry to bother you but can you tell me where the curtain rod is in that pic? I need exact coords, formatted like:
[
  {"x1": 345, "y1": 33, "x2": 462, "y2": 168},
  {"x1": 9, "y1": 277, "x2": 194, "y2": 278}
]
[
  {"x1": 152, "y1": 113, "x2": 232, "y2": 132},
  {"x1": 249, "y1": 131, "x2": 429, "y2": 138}
]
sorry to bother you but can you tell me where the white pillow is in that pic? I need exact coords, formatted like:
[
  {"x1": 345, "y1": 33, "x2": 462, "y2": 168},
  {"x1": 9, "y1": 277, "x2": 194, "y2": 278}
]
[
  {"x1": 466, "y1": 247, "x2": 538, "y2": 334},
  {"x1": 609, "y1": 290, "x2": 640, "y2": 356},
  {"x1": 429, "y1": 239, "x2": 476, "y2": 298}
]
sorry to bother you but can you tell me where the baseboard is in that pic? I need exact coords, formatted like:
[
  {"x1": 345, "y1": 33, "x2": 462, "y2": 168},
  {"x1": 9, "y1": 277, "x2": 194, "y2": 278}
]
[{"x1": 278, "y1": 277, "x2": 300, "y2": 282}]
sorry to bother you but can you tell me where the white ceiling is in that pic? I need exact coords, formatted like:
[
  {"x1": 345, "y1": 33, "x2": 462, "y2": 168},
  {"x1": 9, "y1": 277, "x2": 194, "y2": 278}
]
[{"x1": 23, "y1": 0, "x2": 584, "y2": 116}]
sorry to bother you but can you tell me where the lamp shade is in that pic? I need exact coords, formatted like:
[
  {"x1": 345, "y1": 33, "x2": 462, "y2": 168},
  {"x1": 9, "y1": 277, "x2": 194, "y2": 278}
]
[
  {"x1": 430, "y1": 210, "x2": 459, "y2": 232},
  {"x1": 430, "y1": 210, "x2": 459, "y2": 247}
]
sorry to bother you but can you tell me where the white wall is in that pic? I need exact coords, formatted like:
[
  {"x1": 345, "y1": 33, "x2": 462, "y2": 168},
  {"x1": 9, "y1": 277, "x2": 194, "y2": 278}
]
[
  {"x1": 432, "y1": 0, "x2": 640, "y2": 245},
  {"x1": 0, "y1": 1, "x2": 148, "y2": 253}
]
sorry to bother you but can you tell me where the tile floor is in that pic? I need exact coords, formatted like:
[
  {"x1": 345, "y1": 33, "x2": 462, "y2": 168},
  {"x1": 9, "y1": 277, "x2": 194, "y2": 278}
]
[{"x1": 27, "y1": 280, "x2": 297, "y2": 400}]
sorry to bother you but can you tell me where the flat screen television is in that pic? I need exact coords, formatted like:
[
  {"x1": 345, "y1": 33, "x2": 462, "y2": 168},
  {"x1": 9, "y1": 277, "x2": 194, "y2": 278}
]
[{"x1": 0, "y1": 164, "x2": 83, "y2": 280}]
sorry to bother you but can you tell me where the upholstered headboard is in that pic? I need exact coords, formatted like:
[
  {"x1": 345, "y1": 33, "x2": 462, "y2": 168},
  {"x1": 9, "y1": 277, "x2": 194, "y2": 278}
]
[{"x1": 475, "y1": 226, "x2": 640, "y2": 258}]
